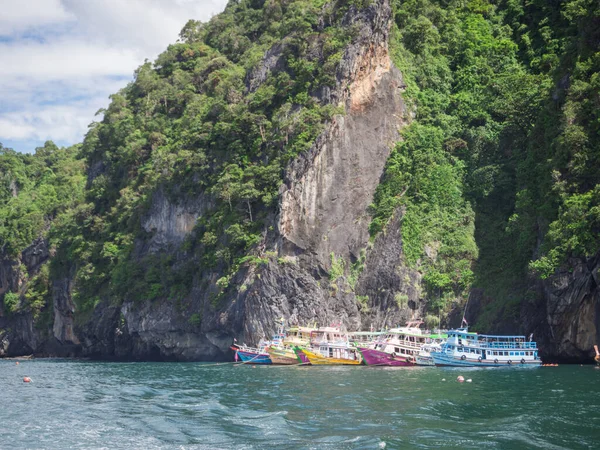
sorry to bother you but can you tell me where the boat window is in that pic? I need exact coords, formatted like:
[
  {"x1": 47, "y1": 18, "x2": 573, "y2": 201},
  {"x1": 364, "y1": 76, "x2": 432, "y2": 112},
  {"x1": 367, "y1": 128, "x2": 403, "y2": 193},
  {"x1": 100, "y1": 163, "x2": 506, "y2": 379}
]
[{"x1": 395, "y1": 347, "x2": 400, "y2": 353}]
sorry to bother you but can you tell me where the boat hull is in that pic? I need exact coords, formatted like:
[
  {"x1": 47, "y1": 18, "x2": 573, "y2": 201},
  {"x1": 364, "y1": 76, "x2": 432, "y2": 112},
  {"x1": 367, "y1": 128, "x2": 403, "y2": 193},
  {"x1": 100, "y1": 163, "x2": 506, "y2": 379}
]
[
  {"x1": 302, "y1": 348, "x2": 362, "y2": 365},
  {"x1": 415, "y1": 355, "x2": 435, "y2": 366},
  {"x1": 267, "y1": 347, "x2": 301, "y2": 365},
  {"x1": 291, "y1": 347, "x2": 311, "y2": 364},
  {"x1": 358, "y1": 348, "x2": 415, "y2": 366},
  {"x1": 431, "y1": 352, "x2": 541, "y2": 367}
]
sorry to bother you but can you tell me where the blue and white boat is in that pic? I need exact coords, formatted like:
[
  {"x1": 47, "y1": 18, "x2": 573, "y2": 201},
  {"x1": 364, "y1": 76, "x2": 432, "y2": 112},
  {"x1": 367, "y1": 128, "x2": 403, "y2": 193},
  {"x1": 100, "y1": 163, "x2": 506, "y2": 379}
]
[
  {"x1": 230, "y1": 319, "x2": 288, "y2": 364},
  {"x1": 430, "y1": 328, "x2": 541, "y2": 367},
  {"x1": 231, "y1": 344, "x2": 272, "y2": 364}
]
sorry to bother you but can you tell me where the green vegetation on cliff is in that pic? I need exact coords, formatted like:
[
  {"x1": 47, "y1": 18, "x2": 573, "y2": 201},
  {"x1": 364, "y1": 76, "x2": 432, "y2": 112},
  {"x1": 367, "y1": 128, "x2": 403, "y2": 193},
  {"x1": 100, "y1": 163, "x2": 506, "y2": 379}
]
[
  {"x1": 0, "y1": 141, "x2": 85, "y2": 320},
  {"x1": 38, "y1": 0, "x2": 368, "y2": 313},
  {"x1": 369, "y1": 0, "x2": 600, "y2": 326},
  {"x1": 0, "y1": 142, "x2": 85, "y2": 258}
]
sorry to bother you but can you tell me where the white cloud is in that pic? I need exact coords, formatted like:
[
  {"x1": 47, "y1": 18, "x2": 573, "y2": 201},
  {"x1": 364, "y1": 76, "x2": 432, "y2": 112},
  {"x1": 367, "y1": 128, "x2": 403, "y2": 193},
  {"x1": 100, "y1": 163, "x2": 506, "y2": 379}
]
[
  {"x1": 0, "y1": 40, "x2": 138, "y2": 79},
  {"x1": 0, "y1": 0, "x2": 74, "y2": 36},
  {"x1": 0, "y1": 0, "x2": 228, "y2": 153}
]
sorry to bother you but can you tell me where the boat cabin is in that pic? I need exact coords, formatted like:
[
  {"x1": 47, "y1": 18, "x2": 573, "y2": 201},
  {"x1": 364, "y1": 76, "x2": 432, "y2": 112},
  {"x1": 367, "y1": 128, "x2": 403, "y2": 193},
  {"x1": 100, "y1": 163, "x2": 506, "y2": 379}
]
[
  {"x1": 440, "y1": 328, "x2": 539, "y2": 364},
  {"x1": 283, "y1": 326, "x2": 315, "y2": 347},
  {"x1": 348, "y1": 331, "x2": 383, "y2": 347},
  {"x1": 310, "y1": 327, "x2": 349, "y2": 346}
]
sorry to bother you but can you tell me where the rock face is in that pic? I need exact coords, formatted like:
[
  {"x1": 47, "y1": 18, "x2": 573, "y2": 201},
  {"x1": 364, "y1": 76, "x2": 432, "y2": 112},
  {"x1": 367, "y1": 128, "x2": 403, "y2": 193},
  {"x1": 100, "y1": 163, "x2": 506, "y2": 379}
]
[
  {"x1": 522, "y1": 255, "x2": 600, "y2": 362},
  {"x1": 141, "y1": 188, "x2": 209, "y2": 254},
  {"x1": 356, "y1": 210, "x2": 424, "y2": 330},
  {"x1": 465, "y1": 254, "x2": 600, "y2": 363},
  {"x1": 0, "y1": 238, "x2": 49, "y2": 356},
  {"x1": 232, "y1": 0, "x2": 407, "y2": 345},
  {"x1": 92, "y1": 0, "x2": 408, "y2": 358}
]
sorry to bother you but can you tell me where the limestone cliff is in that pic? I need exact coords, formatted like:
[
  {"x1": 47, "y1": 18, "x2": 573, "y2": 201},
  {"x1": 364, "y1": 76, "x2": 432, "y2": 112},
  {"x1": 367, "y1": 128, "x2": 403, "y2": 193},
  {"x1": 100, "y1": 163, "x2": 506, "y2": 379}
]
[
  {"x1": 524, "y1": 255, "x2": 600, "y2": 363},
  {"x1": 2, "y1": 0, "x2": 598, "y2": 364},
  {"x1": 106, "y1": 0, "x2": 412, "y2": 359},
  {"x1": 5, "y1": 0, "x2": 413, "y2": 361}
]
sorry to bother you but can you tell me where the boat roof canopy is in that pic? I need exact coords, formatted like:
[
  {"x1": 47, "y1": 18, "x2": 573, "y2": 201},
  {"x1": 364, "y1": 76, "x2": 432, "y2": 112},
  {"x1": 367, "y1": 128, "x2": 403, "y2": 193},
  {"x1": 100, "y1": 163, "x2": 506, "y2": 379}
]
[{"x1": 448, "y1": 329, "x2": 527, "y2": 339}]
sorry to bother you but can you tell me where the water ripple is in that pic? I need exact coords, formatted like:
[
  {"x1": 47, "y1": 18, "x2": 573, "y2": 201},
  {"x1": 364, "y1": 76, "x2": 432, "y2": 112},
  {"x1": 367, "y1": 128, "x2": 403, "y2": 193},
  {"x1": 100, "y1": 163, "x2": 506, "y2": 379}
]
[{"x1": 1, "y1": 360, "x2": 600, "y2": 448}]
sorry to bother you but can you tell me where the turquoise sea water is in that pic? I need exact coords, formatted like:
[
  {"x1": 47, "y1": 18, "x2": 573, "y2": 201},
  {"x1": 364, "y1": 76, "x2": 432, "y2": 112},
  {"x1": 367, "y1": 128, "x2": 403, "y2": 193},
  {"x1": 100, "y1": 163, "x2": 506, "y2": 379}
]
[{"x1": 1, "y1": 360, "x2": 600, "y2": 449}]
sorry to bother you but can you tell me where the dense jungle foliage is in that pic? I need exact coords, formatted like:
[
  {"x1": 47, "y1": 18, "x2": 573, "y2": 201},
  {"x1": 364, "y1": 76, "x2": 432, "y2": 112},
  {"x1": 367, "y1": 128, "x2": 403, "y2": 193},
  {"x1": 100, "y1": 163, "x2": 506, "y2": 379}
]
[
  {"x1": 371, "y1": 0, "x2": 600, "y2": 325},
  {"x1": 0, "y1": 142, "x2": 85, "y2": 319},
  {"x1": 1, "y1": 0, "x2": 598, "y2": 330}
]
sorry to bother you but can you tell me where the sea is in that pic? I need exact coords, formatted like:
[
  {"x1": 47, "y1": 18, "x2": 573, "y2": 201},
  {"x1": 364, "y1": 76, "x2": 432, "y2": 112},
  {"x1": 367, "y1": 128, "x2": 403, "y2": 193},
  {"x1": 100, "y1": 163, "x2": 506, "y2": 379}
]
[{"x1": 1, "y1": 360, "x2": 599, "y2": 449}]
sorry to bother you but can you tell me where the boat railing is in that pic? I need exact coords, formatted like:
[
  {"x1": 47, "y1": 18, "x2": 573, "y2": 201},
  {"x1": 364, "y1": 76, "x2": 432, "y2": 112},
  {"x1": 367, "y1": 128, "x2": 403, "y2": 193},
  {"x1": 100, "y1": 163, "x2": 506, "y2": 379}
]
[
  {"x1": 311, "y1": 338, "x2": 349, "y2": 346},
  {"x1": 382, "y1": 339, "x2": 425, "y2": 349},
  {"x1": 448, "y1": 341, "x2": 537, "y2": 350},
  {"x1": 236, "y1": 344, "x2": 268, "y2": 354},
  {"x1": 475, "y1": 341, "x2": 537, "y2": 350}
]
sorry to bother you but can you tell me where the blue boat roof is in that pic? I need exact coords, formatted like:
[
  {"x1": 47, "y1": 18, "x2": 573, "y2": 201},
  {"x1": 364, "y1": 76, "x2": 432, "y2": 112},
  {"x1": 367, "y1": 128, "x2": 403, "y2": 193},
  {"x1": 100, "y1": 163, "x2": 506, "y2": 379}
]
[{"x1": 447, "y1": 328, "x2": 529, "y2": 339}]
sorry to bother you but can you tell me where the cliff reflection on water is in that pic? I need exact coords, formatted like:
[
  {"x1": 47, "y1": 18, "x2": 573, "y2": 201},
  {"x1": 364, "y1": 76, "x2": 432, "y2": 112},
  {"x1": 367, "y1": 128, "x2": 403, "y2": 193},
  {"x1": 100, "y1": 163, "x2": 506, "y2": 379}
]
[{"x1": 1, "y1": 360, "x2": 599, "y2": 449}]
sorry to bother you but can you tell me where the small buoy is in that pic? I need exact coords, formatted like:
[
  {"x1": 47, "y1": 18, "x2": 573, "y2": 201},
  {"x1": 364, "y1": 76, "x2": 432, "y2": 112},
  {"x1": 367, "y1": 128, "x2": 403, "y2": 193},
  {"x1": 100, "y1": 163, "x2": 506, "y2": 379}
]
[
  {"x1": 441, "y1": 378, "x2": 446, "y2": 381},
  {"x1": 457, "y1": 375, "x2": 465, "y2": 383},
  {"x1": 466, "y1": 379, "x2": 472, "y2": 383},
  {"x1": 23, "y1": 377, "x2": 31, "y2": 383},
  {"x1": 15, "y1": 361, "x2": 19, "y2": 365}
]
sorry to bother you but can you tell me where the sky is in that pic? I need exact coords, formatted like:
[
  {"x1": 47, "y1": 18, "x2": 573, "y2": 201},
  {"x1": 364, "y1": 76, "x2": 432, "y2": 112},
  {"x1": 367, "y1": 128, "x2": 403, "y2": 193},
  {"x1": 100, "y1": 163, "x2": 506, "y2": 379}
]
[{"x1": 0, "y1": 0, "x2": 228, "y2": 153}]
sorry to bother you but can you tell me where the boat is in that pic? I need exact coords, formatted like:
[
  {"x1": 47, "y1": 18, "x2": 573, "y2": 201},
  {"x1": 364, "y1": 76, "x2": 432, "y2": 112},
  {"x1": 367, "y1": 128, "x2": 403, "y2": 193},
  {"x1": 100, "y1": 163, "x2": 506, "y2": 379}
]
[
  {"x1": 231, "y1": 321, "x2": 286, "y2": 365},
  {"x1": 430, "y1": 328, "x2": 541, "y2": 367},
  {"x1": 283, "y1": 326, "x2": 315, "y2": 347},
  {"x1": 238, "y1": 321, "x2": 314, "y2": 365},
  {"x1": 300, "y1": 346, "x2": 362, "y2": 365},
  {"x1": 231, "y1": 343, "x2": 272, "y2": 364},
  {"x1": 358, "y1": 321, "x2": 444, "y2": 367},
  {"x1": 281, "y1": 325, "x2": 315, "y2": 364},
  {"x1": 266, "y1": 345, "x2": 307, "y2": 365},
  {"x1": 415, "y1": 339, "x2": 445, "y2": 366},
  {"x1": 300, "y1": 327, "x2": 363, "y2": 365}
]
